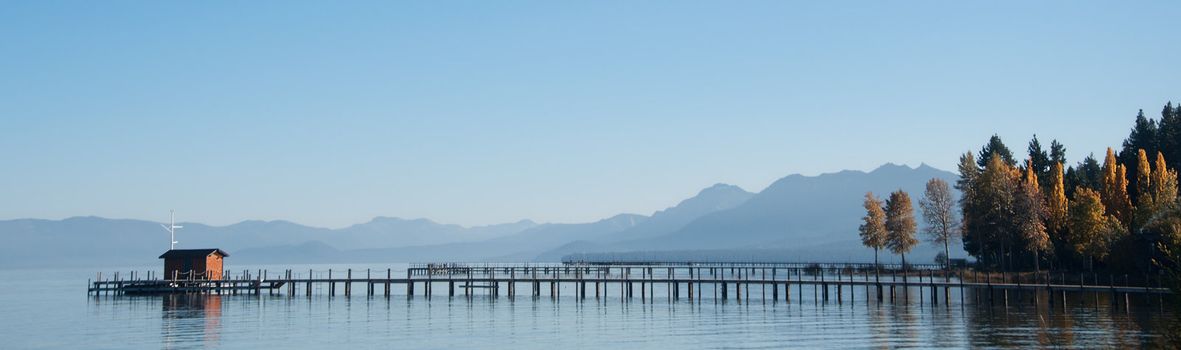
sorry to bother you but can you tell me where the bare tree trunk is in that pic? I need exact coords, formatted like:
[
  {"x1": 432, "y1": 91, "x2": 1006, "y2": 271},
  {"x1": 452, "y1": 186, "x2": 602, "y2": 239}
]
[
  {"x1": 1033, "y1": 250, "x2": 1040, "y2": 274},
  {"x1": 874, "y1": 248, "x2": 880, "y2": 283},
  {"x1": 944, "y1": 240, "x2": 951, "y2": 283},
  {"x1": 997, "y1": 244, "x2": 1004, "y2": 271},
  {"x1": 901, "y1": 252, "x2": 907, "y2": 285}
]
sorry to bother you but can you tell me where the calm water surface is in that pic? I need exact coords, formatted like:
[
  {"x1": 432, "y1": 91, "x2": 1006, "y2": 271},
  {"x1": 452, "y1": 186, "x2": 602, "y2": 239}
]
[{"x1": 1, "y1": 264, "x2": 1175, "y2": 349}]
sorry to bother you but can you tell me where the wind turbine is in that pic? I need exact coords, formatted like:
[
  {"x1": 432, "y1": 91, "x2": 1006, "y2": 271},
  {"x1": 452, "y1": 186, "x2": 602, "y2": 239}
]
[{"x1": 161, "y1": 210, "x2": 183, "y2": 250}]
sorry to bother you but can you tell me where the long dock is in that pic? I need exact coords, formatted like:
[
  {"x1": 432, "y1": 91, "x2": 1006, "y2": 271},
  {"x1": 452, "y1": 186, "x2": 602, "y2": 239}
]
[{"x1": 88, "y1": 262, "x2": 1172, "y2": 309}]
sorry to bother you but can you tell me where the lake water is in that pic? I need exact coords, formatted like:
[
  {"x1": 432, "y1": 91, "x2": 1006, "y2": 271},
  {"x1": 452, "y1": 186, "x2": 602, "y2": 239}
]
[{"x1": 2, "y1": 264, "x2": 1176, "y2": 349}]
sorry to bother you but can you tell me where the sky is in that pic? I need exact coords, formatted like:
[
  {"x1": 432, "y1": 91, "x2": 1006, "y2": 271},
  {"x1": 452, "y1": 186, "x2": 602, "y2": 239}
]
[{"x1": 1, "y1": 1, "x2": 1179, "y2": 228}]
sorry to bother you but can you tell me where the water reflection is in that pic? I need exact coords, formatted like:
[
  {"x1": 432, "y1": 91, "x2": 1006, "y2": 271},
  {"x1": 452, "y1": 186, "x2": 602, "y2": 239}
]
[
  {"x1": 161, "y1": 294, "x2": 222, "y2": 349},
  {"x1": 72, "y1": 284, "x2": 1174, "y2": 348},
  {"x1": 961, "y1": 289, "x2": 1171, "y2": 347}
]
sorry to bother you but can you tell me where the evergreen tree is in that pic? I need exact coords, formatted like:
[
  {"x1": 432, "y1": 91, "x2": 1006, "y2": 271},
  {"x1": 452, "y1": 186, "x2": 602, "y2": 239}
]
[
  {"x1": 955, "y1": 153, "x2": 979, "y2": 203},
  {"x1": 956, "y1": 152, "x2": 983, "y2": 263},
  {"x1": 919, "y1": 178, "x2": 959, "y2": 274},
  {"x1": 1027, "y1": 135, "x2": 1052, "y2": 189},
  {"x1": 1120, "y1": 110, "x2": 1160, "y2": 204},
  {"x1": 885, "y1": 190, "x2": 919, "y2": 270},
  {"x1": 859, "y1": 192, "x2": 888, "y2": 270},
  {"x1": 1016, "y1": 164, "x2": 1050, "y2": 272},
  {"x1": 978, "y1": 135, "x2": 1016, "y2": 168},
  {"x1": 1050, "y1": 139, "x2": 1067, "y2": 166},
  {"x1": 1160, "y1": 102, "x2": 1181, "y2": 172},
  {"x1": 1065, "y1": 154, "x2": 1101, "y2": 198}
]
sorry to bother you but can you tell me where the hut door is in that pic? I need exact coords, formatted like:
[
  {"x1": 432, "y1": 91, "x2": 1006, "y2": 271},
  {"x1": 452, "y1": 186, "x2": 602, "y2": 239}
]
[{"x1": 183, "y1": 259, "x2": 193, "y2": 277}]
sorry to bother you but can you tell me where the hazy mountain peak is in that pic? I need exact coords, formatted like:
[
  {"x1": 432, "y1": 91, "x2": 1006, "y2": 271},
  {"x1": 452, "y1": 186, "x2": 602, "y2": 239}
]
[
  {"x1": 916, "y1": 162, "x2": 941, "y2": 172},
  {"x1": 510, "y1": 219, "x2": 537, "y2": 226},
  {"x1": 226, "y1": 219, "x2": 304, "y2": 228},
  {"x1": 601, "y1": 213, "x2": 647, "y2": 225},
  {"x1": 697, "y1": 183, "x2": 747, "y2": 196},
  {"x1": 872, "y1": 162, "x2": 913, "y2": 173},
  {"x1": 365, "y1": 216, "x2": 442, "y2": 226}
]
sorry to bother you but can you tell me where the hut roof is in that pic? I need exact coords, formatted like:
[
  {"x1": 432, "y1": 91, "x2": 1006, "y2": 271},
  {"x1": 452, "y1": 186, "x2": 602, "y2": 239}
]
[{"x1": 158, "y1": 249, "x2": 230, "y2": 259}]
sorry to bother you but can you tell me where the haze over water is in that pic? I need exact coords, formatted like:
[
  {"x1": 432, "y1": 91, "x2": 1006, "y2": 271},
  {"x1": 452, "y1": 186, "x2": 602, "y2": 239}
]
[{"x1": 4, "y1": 264, "x2": 1171, "y2": 349}]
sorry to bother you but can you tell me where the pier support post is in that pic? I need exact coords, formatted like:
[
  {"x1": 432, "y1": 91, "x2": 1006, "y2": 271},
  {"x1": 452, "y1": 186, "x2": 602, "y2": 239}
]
[{"x1": 930, "y1": 285, "x2": 937, "y2": 305}]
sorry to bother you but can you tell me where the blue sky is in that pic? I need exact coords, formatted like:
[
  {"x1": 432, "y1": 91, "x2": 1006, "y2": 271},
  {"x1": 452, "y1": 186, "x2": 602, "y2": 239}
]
[{"x1": 1, "y1": 1, "x2": 1178, "y2": 227}]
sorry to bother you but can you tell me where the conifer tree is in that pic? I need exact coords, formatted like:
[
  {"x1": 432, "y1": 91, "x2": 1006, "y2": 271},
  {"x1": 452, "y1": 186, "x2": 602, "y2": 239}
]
[
  {"x1": 1120, "y1": 109, "x2": 1160, "y2": 205},
  {"x1": 1050, "y1": 139, "x2": 1067, "y2": 166},
  {"x1": 1159, "y1": 102, "x2": 1181, "y2": 172},
  {"x1": 956, "y1": 152, "x2": 984, "y2": 263},
  {"x1": 859, "y1": 192, "x2": 888, "y2": 269},
  {"x1": 885, "y1": 190, "x2": 919, "y2": 270},
  {"x1": 1027, "y1": 135, "x2": 1051, "y2": 189},
  {"x1": 978, "y1": 135, "x2": 1016, "y2": 168},
  {"x1": 1066, "y1": 154, "x2": 1101, "y2": 198},
  {"x1": 955, "y1": 153, "x2": 978, "y2": 209}
]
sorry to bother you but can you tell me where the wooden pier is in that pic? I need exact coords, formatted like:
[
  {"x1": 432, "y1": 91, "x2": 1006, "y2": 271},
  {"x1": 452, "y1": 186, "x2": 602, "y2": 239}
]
[{"x1": 88, "y1": 262, "x2": 1172, "y2": 309}]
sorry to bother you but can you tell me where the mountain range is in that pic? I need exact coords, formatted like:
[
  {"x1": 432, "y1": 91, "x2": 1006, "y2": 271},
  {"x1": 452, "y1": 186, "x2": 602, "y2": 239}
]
[{"x1": 0, "y1": 163, "x2": 965, "y2": 268}]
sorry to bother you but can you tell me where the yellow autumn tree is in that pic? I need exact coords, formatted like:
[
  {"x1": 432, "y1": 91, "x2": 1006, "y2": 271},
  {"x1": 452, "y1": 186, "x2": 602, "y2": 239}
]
[
  {"x1": 1133, "y1": 149, "x2": 1155, "y2": 231},
  {"x1": 1101, "y1": 148, "x2": 1133, "y2": 227},
  {"x1": 859, "y1": 192, "x2": 888, "y2": 269},
  {"x1": 1152, "y1": 152, "x2": 1178, "y2": 208},
  {"x1": 1137, "y1": 149, "x2": 1153, "y2": 203},
  {"x1": 1068, "y1": 187, "x2": 1125, "y2": 271},
  {"x1": 1016, "y1": 162, "x2": 1049, "y2": 271},
  {"x1": 1046, "y1": 162, "x2": 1069, "y2": 232},
  {"x1": 1117, "y1": 165, "x2": 1132, "y2": 225}
]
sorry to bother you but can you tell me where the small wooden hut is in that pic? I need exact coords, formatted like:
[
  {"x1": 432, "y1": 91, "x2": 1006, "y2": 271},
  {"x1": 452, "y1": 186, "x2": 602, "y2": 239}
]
[{"x1": 159, "y1": 249, "x2": 229, "y2": 280}]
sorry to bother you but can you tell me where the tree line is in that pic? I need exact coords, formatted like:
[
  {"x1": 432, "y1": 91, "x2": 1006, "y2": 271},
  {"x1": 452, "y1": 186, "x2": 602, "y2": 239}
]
[{"x1": 861, "y1": 102, "x2": 1181, "y2": 274}]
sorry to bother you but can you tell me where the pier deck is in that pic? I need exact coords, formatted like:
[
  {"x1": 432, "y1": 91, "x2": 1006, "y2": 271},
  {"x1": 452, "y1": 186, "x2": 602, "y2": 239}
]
[{"x1": 88, "y1": 262, "x2": 1172, "y2": 309}]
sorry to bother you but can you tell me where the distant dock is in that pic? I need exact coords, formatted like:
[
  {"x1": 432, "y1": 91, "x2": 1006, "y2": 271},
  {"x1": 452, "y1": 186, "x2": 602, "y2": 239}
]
[{"x1": 89, "y1": 262, "x2": 1172, "y2": 310}]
